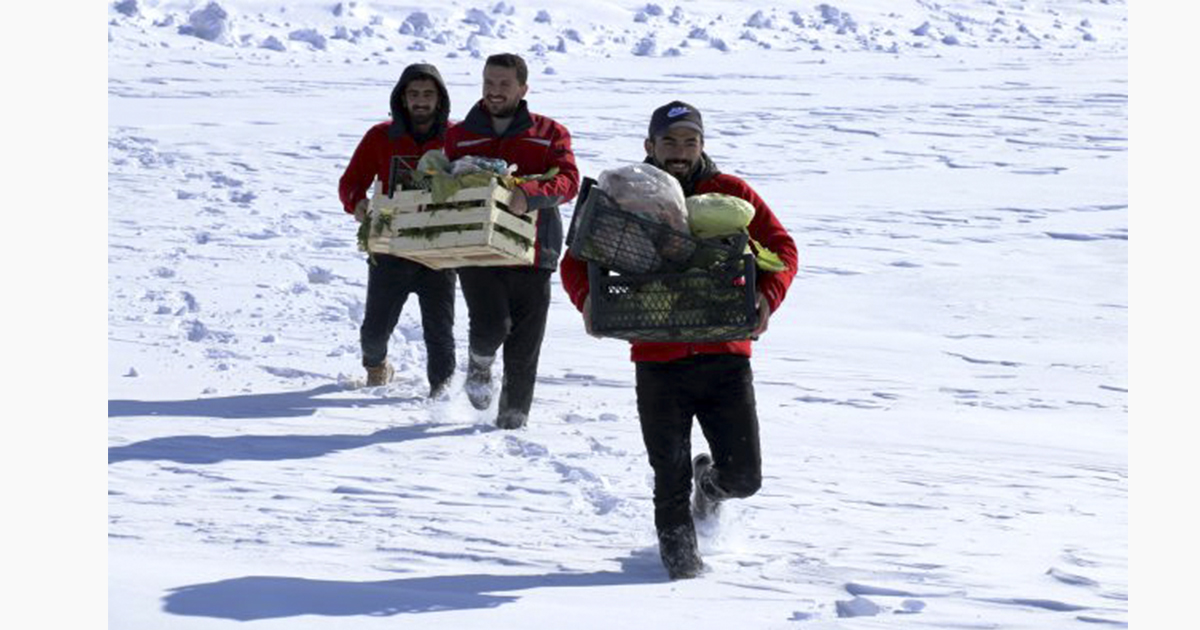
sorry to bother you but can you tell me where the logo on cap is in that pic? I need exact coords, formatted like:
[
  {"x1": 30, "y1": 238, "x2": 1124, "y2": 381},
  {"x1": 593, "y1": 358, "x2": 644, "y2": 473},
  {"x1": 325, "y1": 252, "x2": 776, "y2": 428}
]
[{"x1": 668, "y1": 106, "x2": 691, "y2": 118}]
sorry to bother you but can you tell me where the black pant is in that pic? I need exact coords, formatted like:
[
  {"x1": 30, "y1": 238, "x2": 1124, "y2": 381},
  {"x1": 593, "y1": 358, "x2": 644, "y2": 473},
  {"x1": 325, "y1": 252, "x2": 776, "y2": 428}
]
[
  {"x1": 458, "y1": 266, "x2": 552, "y2": 417},
  {"x1": 635, "y1": 354, "x2": 762, "y2": 534},
  {"x1": 360, "y1": 255, "x2": 456, "y2": 390}
]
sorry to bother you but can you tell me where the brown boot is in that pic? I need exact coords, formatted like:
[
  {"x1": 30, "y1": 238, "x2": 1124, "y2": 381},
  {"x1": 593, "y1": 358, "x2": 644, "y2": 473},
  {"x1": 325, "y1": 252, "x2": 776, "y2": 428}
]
[{"x1": 365, "y1": 361, "x2": 394, "y2": 386}]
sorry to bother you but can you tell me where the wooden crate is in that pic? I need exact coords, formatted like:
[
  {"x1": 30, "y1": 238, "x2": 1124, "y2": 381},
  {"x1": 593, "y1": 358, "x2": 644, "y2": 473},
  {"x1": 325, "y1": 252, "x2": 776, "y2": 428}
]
[{"x1": 365, "y1": 179, "x2": 538, "y2": 269}]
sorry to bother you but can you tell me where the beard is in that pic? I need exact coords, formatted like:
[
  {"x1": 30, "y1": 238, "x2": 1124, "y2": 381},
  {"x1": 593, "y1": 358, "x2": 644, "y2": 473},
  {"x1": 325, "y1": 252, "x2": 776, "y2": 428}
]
[
  {"x1": 407, "y1": 107, "x2": 436, "y2": 126},
  {"x1": 485, "y1": 98, "x2": 520, "y2": 119},
  {"x1": 658, "y1": 158, "x2": 697, "y2": 184}
]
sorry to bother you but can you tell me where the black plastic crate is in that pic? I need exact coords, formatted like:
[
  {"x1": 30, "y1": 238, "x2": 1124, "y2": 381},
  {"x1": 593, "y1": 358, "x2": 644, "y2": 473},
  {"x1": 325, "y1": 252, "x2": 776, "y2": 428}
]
[
  {"x1": 388, "y1": 155, "x2": 431, "y2": 194},
  {"x1": 587, "y1": 254, "x2": 760, "y2": 343},
  {"x1": 567, "y1": 178, "x2": 744, "y2": 274}
]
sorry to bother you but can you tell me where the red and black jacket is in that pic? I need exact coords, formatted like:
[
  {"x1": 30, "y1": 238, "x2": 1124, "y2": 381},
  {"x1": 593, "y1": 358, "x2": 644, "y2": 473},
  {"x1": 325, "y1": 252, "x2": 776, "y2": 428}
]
[
  {"x1": 560, "y1": 154, "x2": 799, "y2": 363},
  {"x1": 339, "y1": 63, "x2": 451, "y2": 214},
  {"x1": 445, "y1": 100, "x2": 580, "y2": 270},
  {"x1": 338, "y1": 123, "x2": 446, "y2": 214}
]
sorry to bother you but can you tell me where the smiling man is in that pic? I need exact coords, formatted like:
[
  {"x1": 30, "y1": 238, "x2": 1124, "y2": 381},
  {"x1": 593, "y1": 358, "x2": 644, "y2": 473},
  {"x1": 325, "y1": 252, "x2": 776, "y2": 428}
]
[
  {"x1": 338, "y1": 63, "x2": 456, "y2": 397},
  {"x1": 445, "y1": 53, "x2": 580, "y2": 430},
  {"x1": 560, "y1": 100, "x2": 799, "y2": 580}
]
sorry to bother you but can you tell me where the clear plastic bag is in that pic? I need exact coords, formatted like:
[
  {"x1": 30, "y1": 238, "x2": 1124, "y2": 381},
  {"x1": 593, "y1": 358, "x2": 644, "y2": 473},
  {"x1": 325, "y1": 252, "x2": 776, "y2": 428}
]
[
  {"x1": 450, "y1": 156, "x2": 512, "y2": 176},
  {"x1": 597, "y1": 164, "x2": 688, "y2": 233}
]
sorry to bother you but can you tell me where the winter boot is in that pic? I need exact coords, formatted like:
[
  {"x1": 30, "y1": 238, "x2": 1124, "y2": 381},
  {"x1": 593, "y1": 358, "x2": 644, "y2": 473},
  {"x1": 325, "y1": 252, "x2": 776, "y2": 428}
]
[
  {"x1": 465, "y1": 351, "x2": 495, "y2": 410},
  {"x1": 496, "y1": 408, "x2": 528, "y2": 430},
  {"x1": 691, "y1": 453, "x2": 723, "y2": 522},
  {"x1": 429, "y1": 377, "x2": 451, "y2": 401},
  {"x1": 657, "y1": 522, "x2": 704, "y2": 580},
  {"x1": 365, "y1": 360, "x2": 394, "y2": 387}
]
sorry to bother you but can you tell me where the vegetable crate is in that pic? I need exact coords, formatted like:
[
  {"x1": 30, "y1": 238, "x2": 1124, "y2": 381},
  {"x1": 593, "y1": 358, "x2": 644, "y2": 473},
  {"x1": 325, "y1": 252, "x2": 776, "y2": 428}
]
[
  {"x1": 567, "y1": 177, "x2": 760, "y2": 342},
  {"x1": 366, "y1": 179, "x2": 538, "y2": 269},
  {"x1": 586, "y1": 254, "x2": 759, "y2": 342},
  {"x1": 567, "y1": 179, "x2": 743, "y2": 274}
]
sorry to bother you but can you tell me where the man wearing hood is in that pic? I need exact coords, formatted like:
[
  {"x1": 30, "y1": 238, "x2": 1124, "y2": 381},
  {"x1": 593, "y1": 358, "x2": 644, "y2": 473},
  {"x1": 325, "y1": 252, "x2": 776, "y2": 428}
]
[
  {"x1": 560, "y1": 101, "x2": 799, "y2": 580},
  {"x1": 445, "y1": 53, "x2": 580, "y2": 430},
  {"x1": 338, "y1": 63, "x2": 456, "y2": 396}
]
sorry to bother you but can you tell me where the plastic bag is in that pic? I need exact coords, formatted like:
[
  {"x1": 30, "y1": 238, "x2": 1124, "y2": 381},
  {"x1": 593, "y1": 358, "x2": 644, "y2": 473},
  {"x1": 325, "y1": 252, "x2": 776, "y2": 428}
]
[
  {"x1": 417, "y1": 149, "x2": 451, "y2": 176},
  {"x1": 413, "y1": 150, "x2": 511, "y2": 203},
  {"x1": 450, "y1": 155, "x2": 512, "y2": 177},
  {"x1": 597, "y1": 164, "x2": 688, "y2": 234}
]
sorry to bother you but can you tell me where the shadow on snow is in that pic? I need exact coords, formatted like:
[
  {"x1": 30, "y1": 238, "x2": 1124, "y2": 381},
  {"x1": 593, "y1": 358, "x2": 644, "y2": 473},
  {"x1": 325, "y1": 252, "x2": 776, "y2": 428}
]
[
  {"x1": 108, "y1": 384, "x2": 419, "y2": 420},
  {"x1": 163, "y1": 553, "x2": 667, "y2": 621},
  {"x1": 108, "y1": 421, "x2": 483, "y2": 465}
]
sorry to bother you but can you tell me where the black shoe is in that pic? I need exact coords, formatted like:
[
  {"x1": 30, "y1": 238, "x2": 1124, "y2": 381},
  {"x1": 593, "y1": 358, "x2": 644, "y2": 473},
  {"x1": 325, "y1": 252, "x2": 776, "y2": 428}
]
[
  {"x1": 495, "y1": 409, "x2": 528, "y2": 430},
  {"x1": 658, "y1": 523, "x2": 704, "y2": 580},
  {"x1": 465, "y1": 351, "x2": 494, "y2": 410},
  {"x1": 429, "y1": 379, "x2": 450, "y2": 401},
  {"x1": 691, "y1": 453, "x2": 721, "y2": 522}
]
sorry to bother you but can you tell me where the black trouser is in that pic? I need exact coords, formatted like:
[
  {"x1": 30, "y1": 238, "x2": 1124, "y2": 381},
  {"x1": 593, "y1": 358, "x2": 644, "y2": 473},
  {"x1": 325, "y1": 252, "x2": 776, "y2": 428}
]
[
  {"x1": 457, "y1": 266, "x2": 552, "y2": 417},
  {"x1": 360, "y1": 255, "x2": 456, "y2": 390},
  {"x1": 635, "y1": 354, "x2": 762, "y2": 534}
]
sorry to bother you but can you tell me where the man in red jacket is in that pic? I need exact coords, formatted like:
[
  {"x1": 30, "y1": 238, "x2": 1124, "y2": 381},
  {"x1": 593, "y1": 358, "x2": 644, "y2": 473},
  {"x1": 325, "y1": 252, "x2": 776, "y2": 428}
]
[
  {"x1": 560, "y1": 101, "x2": 798, "y2": 580},
  {"x1": 445, "y1": 53, "x2": 580, "y2": 430},
  {"x1": 338, "y1": 63, "x2": 456, "y2": 396}
]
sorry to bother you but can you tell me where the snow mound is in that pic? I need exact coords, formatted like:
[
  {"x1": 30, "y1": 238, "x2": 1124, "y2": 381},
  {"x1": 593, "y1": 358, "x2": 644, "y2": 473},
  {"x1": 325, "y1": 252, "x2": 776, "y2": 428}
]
[
  {"x1": 179, "y1": 2, "x2": 233, "y2": 44},
  {"x1": 817, "y1": 4, "x2": 858, "y2": 34},
  {"x1": 288, "y1": 28, "x2": 327, "y2": 50},
  {"x1": 107, "y1": 0, "x2": 1126, "y2": 56},
  {"x1": 400, "y1": 12, "x2": 433, "y2": 37},
  {"x1": 836, "y1": 596, "x2": 882, "y2": 618},
  {"x1": 113, "y1": 0, "x2": 139, "y2": 18},
  {"x1": 632, "y1": 35, "x2": 657, "y2": 57}
]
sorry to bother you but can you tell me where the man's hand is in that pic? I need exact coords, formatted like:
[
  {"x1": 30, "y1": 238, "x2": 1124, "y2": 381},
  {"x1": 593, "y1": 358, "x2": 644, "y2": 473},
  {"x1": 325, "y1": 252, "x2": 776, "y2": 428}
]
[
  {"x1": 582, "y1": 294, "x2": 599, "y2": 338},
  {"x1": 507, "y1": 187, "x2": 529, "y2": 216},
  {"x1": 751, "y1": 293, "x2": 771, "y2": 338},
  {"x1": 353, "y1": 198, "x2": 370, "y2": 223}
]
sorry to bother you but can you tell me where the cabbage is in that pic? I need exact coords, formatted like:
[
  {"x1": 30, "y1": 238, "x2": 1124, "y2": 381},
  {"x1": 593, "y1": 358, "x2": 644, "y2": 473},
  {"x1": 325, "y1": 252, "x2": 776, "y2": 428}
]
[
  {"x1": 686, "y1": 193, "x2": 787, "y2": 273},
  {"x1": 685, "y1": 193, "x2": 755, "y2": 238}
]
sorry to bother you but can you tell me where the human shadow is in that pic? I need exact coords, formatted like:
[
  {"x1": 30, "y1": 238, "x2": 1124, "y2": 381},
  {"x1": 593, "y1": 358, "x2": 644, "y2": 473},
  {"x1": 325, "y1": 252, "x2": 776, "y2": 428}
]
[
  {"x1": 163, "y1": 552, "x2": 667, "y2": 621},
  {"x1": 109, "y1": 422, "x2": 483, "y2": 465},
  {"x1": 108, "y1": 384, "x2": 423, "y2": 420}
]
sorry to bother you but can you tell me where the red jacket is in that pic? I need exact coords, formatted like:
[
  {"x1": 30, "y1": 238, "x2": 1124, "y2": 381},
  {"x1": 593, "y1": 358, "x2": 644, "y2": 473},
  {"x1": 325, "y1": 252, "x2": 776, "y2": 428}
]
[
  {"x1": 445, "y1": 100, "x2": 580, "y2": 270},
  {"x1": 338, "y1": 121, "x2": 446, "y2": 214},
  {"x1": 560, "y1": 164, "x2": 798, "y2": 363}
]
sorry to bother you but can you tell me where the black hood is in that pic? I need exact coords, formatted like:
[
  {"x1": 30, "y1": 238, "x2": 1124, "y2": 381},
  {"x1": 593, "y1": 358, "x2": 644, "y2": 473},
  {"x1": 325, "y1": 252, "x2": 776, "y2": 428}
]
[
  {"x1": 643, "y1": 152, "x2": 721, "y2": 196},
  {"x1": 388, "y1": 63, "x2": 450, "y2": 141}
]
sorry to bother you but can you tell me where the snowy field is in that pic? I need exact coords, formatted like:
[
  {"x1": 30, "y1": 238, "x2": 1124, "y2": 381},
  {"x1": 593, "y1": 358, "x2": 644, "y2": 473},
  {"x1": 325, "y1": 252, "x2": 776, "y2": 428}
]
[{"x1": 89, "y1": 0, "x2": 1147, "y2": 627}]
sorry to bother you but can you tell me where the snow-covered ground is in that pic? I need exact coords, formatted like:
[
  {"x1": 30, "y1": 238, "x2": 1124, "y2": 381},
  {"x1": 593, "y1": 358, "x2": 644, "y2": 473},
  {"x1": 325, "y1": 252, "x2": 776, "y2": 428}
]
[{"x1": 94, "y1": 0, "x2": 1142, "y2": 627}]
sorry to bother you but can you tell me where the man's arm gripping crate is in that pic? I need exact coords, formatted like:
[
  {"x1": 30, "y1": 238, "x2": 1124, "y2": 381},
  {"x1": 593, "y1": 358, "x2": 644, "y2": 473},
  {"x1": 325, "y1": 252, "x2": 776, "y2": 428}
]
[{"x1": 366, "y1": 180, "x2": 539, "y2": 269}]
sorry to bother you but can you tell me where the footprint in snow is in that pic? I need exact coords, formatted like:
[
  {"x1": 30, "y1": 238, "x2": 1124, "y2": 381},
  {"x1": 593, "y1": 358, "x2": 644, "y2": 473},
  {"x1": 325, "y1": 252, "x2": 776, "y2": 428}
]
[
  {"x1": 502, "y1": 435, "x2": 549, "y2": 459},
  {"x1": 562, "y1": 411, "x2": 620, "y2": 424},
  {"x1": 1047, "y1": 567, "x2": 1100, "y2": 587}
]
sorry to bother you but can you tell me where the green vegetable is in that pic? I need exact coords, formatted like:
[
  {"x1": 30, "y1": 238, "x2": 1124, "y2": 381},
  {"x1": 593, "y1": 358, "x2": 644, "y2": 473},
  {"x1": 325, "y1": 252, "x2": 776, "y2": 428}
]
[
  {"x1": 750, "y1": 237, "x2": 787, "y2": 272},
  {"x1": 686, "y1": 193, "x2": 755, "y2": 238},
  {"x1": 686, "y1": 193, "x2": 787, "y2": 273},
  {"x1": 417, "y1": 149, "x2": 451, "y2": 176},
  {"x1": 356, "y1": 215, "x2": 372, "y2": 253},
  {"x1": 417, "y1": 148, "x2": 560, "y2": 204},
  {"x1": 429, "y1": 170, "x2": 494, "y2": 203},
  {"x1": 396, "y1": 223, "x2": 484, "y2": 241}
]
